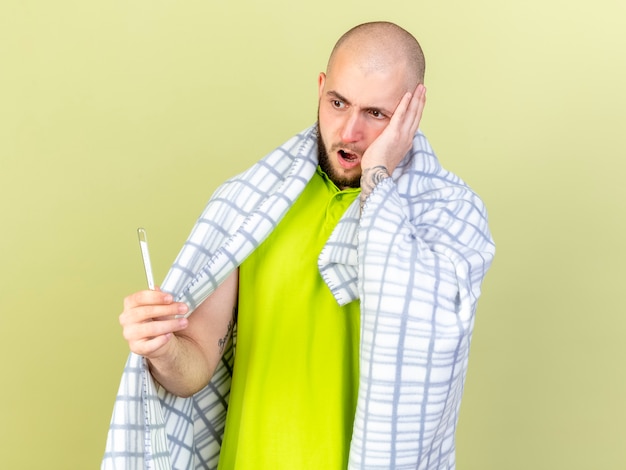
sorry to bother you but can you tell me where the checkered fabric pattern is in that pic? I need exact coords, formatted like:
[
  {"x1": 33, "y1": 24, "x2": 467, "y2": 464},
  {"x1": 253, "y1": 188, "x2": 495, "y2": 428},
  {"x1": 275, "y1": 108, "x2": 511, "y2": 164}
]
[{"x1": 102, "y1": 125, "x2": 495, "y2": 469}]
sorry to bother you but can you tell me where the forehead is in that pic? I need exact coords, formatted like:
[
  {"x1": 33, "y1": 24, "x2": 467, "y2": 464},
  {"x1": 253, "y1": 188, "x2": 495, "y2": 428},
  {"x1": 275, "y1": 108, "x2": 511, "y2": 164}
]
[{"x1": 325, "y1": 49, "x2": 410, "y2": 112}]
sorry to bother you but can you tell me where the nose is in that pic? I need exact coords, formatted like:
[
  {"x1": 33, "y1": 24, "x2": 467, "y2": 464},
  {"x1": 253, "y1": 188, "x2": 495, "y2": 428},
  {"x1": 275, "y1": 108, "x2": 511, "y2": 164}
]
[{"x1": 340, "y1": 110, "x2": 363, "y2": 143}]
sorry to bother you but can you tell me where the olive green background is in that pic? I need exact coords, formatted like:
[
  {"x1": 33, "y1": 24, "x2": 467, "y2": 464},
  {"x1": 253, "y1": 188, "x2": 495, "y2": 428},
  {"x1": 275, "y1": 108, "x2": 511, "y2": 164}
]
[{"x1": 1, "y1": 0, "x2": 625, "y2": 468}]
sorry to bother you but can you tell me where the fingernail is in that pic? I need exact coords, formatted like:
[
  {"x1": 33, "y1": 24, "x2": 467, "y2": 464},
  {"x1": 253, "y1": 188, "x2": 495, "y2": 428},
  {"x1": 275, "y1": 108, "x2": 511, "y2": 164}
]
[{"x1": 163, "y1": 294, "x2": 173, "y2": 303}]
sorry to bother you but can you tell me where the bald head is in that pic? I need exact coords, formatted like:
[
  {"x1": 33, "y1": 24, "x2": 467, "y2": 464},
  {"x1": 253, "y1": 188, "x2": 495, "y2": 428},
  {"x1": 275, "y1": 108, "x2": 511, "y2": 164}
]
[{"x1": 327, "y1": 22, "x2": 425, "y2": 91}]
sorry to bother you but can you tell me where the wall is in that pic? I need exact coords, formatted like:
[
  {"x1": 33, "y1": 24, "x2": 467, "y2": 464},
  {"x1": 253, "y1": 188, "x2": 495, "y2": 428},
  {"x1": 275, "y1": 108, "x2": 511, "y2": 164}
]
[{"x1": 1, "y1": 0, "x2": 625, "y2": 468}]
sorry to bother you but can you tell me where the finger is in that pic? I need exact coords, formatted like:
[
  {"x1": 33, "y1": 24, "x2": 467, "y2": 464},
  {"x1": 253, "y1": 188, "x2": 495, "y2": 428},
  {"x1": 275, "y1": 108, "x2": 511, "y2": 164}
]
[
  {"x1": 123, "y1": 288, "x2": 174, "y2": 310},
  {"x1": 407, "y1": 84, "x2": 426, "y2": 133},
  {"x1": 120, "y1": 301, "x2": 188, "y2": 326},
  {"x1": 124, "y1": 316, "x2": 188, "y2": 343},
  {"x1": 390, "y1": 91, "x2": 413, "y2": 127},
  {"x1": 395, "y1": 87, "x2": 424, "y2": 138},
  {"x1": 130, "y1": 333, "x2": 173, "y2": 358},
  {"x1": 128, "y1": 317, "x2": 188, "y2": 357}
]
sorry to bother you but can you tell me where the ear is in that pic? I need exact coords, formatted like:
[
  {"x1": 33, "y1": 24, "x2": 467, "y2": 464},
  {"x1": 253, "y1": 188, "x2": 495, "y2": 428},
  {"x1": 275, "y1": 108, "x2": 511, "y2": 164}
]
[{"x1": 318, "y1": 72, "x2": 326, "y2": 99}]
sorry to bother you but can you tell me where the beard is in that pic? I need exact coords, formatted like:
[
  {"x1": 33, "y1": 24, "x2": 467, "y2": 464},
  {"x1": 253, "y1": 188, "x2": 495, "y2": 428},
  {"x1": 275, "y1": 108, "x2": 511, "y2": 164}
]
[{"x1": 316, "y1": 123, "x2": 362, "y2": 189}]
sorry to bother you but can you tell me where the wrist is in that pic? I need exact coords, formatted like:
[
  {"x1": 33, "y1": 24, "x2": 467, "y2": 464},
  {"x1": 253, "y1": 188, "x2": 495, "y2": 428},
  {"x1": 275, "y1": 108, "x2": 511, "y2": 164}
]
[{"x1": 360, "y1": 165, "x2": 390, "y2": 209}]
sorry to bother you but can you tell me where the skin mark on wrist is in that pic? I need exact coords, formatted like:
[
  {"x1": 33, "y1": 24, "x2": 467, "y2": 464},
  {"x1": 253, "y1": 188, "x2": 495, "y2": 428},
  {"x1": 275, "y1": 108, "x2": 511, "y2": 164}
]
[{"x1": 360, "y1": 165, "x2": 390, "y2": 208}]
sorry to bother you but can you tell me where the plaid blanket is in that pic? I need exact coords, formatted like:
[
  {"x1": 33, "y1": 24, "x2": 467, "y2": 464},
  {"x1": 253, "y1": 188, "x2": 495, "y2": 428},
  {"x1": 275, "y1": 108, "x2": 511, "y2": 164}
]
[{"x1": 102, "y1": 125, "x2": 495, "y2": 469}]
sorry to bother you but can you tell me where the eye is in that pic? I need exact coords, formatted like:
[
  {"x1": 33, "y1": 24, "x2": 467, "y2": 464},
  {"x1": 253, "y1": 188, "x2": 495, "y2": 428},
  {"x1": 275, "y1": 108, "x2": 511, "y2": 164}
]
[
  {"x1": 368, "y1": 109, "x2": 386, "y2": 120},
  {"x1": 331, "y1": 99, "x2": 346, "y2": 109}
]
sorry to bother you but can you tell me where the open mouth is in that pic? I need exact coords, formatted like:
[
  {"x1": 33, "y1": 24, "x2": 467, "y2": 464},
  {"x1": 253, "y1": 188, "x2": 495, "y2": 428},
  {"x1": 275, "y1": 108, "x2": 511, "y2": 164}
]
[{"x1": 338, "y1": 149, "x2": 358, "y2": 163}]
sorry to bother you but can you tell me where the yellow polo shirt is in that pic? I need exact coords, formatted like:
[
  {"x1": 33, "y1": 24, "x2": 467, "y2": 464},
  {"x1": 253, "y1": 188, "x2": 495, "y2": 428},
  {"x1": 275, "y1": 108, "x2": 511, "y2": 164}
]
[{"x1": 217, "y1": 167, "x2": 360, "y2": 469}]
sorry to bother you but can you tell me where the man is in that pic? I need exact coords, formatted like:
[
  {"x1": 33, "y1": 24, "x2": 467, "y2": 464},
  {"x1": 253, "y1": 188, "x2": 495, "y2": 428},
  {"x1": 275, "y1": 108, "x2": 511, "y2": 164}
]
[{"x1": 104, "y1": 21, "x2": 495, "y2": 470}]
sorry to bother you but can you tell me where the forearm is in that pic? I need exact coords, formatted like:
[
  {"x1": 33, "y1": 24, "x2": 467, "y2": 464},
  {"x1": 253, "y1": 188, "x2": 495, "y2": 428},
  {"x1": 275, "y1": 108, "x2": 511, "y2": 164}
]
[
  {"x1": 353, "y1": 178, "x2": 486, "y2": 467},
  {"x1": 360, "y1": 165, "x2": 390, "y2": 209},
  {"x1": 358, "y1": 172, "x2": 495, "y2": 329},
  {"x1": 359, "y1": 177, "x2": 464, "y2": 301}
]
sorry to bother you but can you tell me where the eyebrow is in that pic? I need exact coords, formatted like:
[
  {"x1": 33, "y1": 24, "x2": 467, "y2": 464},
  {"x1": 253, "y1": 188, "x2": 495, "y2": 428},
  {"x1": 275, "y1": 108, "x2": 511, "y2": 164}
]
[
  {"x1": 326, "y1": 90, "x2": 352, "y2": 105},
  {"x1": 326, "y1": 90, "x2": 393, "y2": 117}
]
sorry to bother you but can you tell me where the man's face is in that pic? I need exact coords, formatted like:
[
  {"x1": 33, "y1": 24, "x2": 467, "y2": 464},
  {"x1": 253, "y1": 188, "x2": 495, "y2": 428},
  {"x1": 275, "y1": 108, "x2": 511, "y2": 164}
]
[{"x1": 317, "y1": 50, "x2": 410, "y2": 189}]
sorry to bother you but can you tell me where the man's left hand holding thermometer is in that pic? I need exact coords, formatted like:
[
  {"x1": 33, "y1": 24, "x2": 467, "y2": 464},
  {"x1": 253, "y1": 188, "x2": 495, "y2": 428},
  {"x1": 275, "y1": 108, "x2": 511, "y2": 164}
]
[{"x1": 119, "y1": 228, "x2": 189, "y2": 361}]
